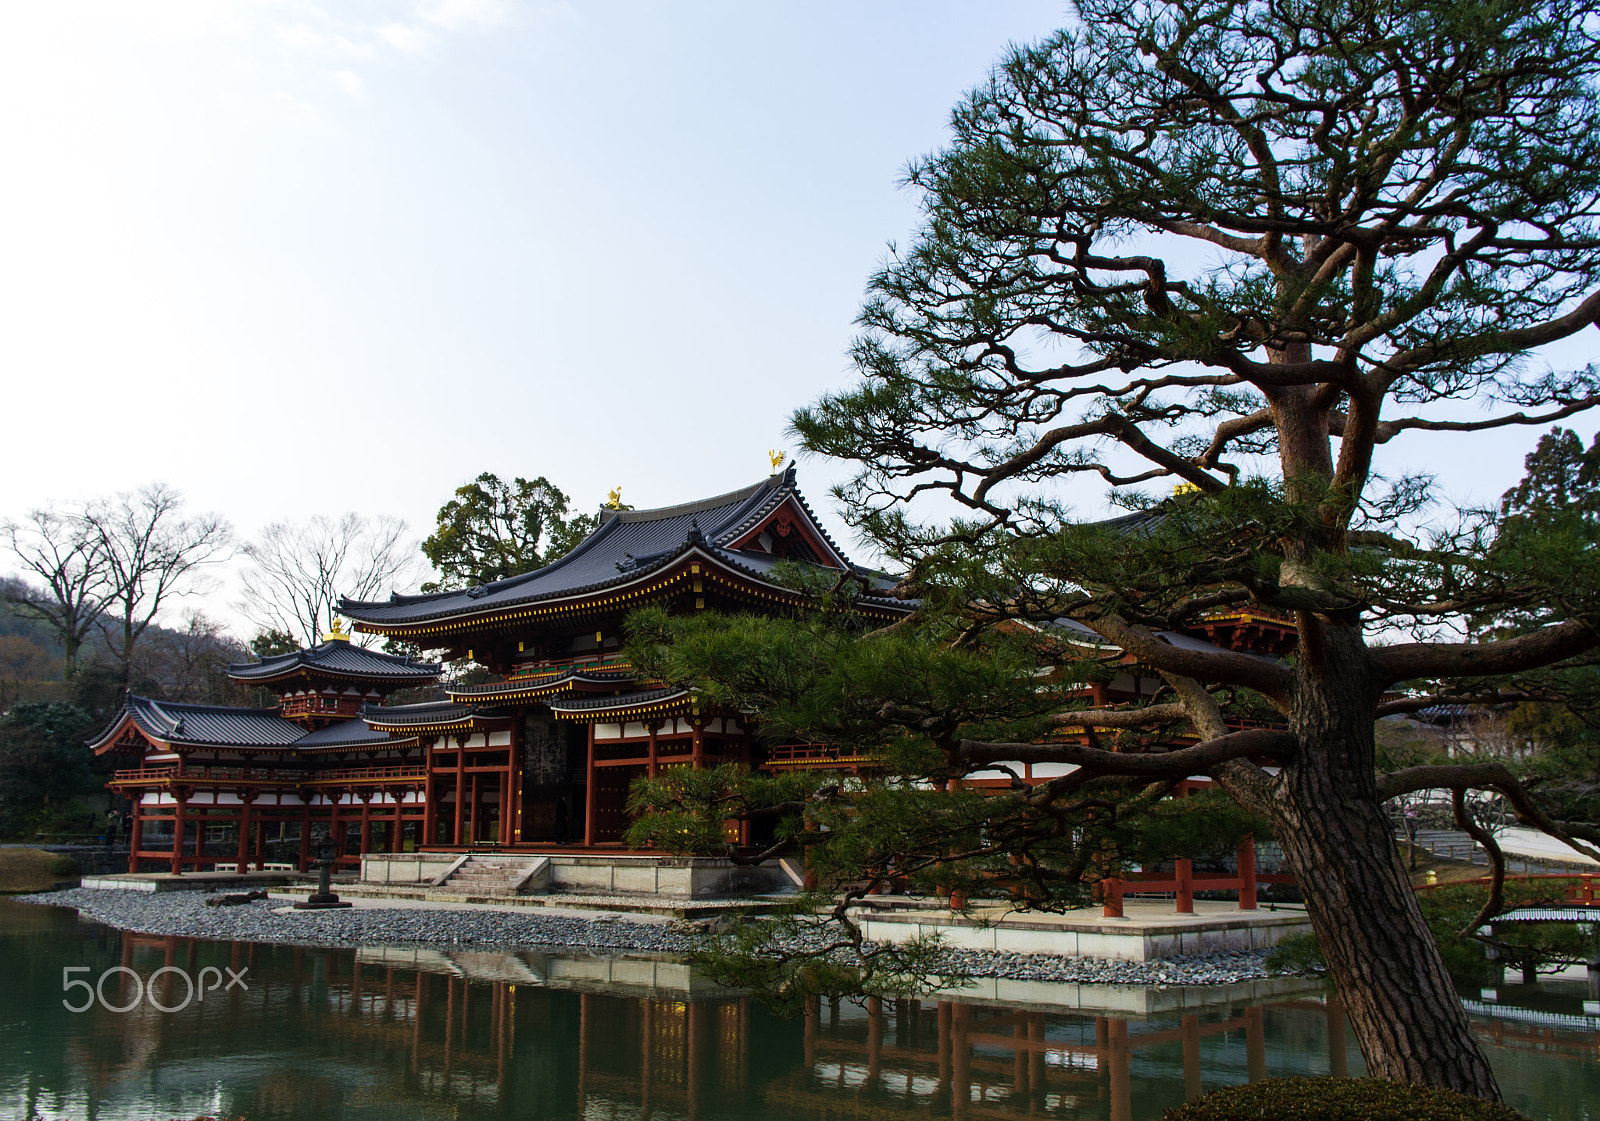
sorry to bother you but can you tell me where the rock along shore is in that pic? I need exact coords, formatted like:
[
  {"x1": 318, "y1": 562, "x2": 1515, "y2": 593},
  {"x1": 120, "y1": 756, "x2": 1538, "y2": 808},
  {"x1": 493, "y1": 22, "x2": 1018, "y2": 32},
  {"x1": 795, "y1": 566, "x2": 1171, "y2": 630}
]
[{"x1": 20, "y1": 888, "x2": 1287, "y2": 987}]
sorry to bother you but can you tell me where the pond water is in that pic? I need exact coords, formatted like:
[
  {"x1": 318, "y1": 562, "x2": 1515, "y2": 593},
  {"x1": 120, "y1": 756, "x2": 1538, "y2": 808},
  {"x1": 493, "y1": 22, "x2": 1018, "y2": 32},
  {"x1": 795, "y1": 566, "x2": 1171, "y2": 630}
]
[{"x1": 2, "y1": 898, "x2": 1596, "y2": 1121}]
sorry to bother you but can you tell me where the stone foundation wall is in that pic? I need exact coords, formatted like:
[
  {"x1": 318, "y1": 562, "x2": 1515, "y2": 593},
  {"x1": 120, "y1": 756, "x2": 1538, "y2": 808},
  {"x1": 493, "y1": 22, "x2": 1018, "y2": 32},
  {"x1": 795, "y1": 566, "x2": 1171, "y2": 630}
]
[
  {"x1": 358, "y1": 852, "x2": 787, "y2": 898},
  {"x1": 358, "y1": 852, "x2": 461, "y2": 884}
]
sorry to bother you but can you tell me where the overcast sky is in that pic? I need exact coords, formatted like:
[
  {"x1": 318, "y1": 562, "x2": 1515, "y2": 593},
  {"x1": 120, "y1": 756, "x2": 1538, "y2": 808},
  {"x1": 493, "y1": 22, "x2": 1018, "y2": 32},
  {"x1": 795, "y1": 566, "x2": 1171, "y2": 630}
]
[{"x1": 2, "y1": 1, "x2": 1595, "y2": 641}]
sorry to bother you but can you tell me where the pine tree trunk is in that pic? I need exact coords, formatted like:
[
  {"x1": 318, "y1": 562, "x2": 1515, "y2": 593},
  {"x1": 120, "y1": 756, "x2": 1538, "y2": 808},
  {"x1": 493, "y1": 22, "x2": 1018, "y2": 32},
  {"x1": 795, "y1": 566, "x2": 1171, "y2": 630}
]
[{"x1": 1264, "y1": 621, "x2": 1500, "y2": 1098}]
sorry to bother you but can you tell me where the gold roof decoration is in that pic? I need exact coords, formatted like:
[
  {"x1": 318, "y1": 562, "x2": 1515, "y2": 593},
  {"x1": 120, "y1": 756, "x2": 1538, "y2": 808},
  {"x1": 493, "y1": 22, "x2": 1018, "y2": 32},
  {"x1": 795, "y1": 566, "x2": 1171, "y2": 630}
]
[
  {"x1": 769, "y1": 449, "x2": 786, "y2": 473},
  {"x1": 322, "y1": 618, "x2": 351, "y2": 643},
  {"x1": 605, "y1": 486, "x2": 623, "y2": 510}
]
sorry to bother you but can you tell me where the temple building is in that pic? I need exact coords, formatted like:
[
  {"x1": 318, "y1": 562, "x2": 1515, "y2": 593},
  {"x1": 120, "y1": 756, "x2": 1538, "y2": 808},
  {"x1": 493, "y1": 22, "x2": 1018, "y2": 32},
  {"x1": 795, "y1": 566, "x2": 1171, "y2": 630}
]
[
  {"x1": 90, "y1": 468, "x2": 910, "y2": 872},
  {"x1": 336, "y1": 466, "x2": 912, "y2": 849},
  {"x1": 89, "y1": 466, "x2": 1295, "y2": 875},
  {"x1": 90, "y1": 630, "x2": 442, "y2": 873}
]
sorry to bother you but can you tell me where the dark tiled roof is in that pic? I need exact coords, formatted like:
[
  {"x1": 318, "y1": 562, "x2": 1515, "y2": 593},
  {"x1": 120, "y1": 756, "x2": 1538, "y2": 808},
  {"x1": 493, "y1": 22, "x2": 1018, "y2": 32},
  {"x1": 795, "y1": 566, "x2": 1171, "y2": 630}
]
[
  {"x1": 448, "y1": 667, "x2": 636, "y2": 702},
  {"x1": 1042, "y1": 618, "x2": 1282, "y2": 663},
  {"x1": 228, "y1": 639, "x2": 441, "y2": 684},
  {"x1": 361, "y1": 701, "x2": 508, "y2": 730},
  {"x1": 548, "y1": 688, "x2": 689, "y2": 714},
  {"x1": 339, "y1": 468, "x2": 905, "y2": 628},
  {"x1": 122, "y1": 695, "x2": 307, "y2": 749},
  {"x1": 1091, "y1": 508, "x2": 1168, "y2": 536},
  {"x1": 293, "y1": 720, "x2": 414, "y2": 750}
]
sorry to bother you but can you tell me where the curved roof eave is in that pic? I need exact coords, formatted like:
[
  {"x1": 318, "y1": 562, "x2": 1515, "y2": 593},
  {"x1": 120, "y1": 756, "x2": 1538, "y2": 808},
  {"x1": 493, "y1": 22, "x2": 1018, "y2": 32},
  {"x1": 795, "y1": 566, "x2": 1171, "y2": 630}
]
[
  {"x1": 337, "y1": 468, "x2": 903, "y2": 631},
  {"x1": 340, "y1": 474, "x2": 788, "y2": 619}
]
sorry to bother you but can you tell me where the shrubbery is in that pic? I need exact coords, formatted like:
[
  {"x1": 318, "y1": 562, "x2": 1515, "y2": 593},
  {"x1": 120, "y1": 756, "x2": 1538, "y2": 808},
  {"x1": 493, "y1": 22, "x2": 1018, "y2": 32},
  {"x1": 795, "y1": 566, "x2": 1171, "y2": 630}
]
[
  {"x1": 1162, "y1": 1077, "x2": 1531, "y2": 1121},
  {"x1": 1264, "y1": 930, "x2": 1324, "y2": 974}
]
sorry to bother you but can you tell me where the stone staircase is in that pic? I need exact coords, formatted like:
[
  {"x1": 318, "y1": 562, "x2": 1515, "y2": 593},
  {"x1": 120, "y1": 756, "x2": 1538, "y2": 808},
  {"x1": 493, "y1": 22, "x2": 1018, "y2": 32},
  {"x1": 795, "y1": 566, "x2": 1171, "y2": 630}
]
[{"x1": 434, "y1": 855, "x2": 550, "y2": 897}]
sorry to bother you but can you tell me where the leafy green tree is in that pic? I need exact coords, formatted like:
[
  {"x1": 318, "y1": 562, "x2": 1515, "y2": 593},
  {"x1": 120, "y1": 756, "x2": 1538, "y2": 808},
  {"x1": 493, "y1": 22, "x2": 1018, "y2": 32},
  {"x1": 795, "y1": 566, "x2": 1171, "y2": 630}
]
[
  {"x1": 1502, "y1": 429, "x2": 1600, "y2": 523},
  {"x1": 420, "y1": 473, "x2": 596, "y2": 592},
  {"x1": 1490, "y1": 429, "x2": 1600, "y2": 825},
  {"x1": 250, "y1": 629, "x2": 300, "y2": 659},
  {"x1": 637, "y1": 0, "x2": 1600, "y2": 1098}
]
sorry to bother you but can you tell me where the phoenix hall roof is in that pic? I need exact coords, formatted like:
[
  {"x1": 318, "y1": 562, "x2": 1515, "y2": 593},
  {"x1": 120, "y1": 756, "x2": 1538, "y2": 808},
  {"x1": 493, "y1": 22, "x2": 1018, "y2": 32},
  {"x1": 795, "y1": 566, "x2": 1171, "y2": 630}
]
[
  {"x1": 339, "y1": 467, "x2": 906, "y2": 630},
  {"x1": 99, "y1": 695, "x2": 309, "y2": 750},
  {"x1": 228, "y1": 638, "x2": 441, "y2": 685}
]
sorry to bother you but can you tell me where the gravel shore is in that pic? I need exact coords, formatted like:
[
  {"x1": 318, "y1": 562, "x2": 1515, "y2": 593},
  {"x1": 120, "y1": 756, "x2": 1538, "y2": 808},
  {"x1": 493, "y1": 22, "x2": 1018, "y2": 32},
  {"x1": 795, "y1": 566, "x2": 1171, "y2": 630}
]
[{"x1": 21, "y1": 888, "x2": 1287, "y2": 987}]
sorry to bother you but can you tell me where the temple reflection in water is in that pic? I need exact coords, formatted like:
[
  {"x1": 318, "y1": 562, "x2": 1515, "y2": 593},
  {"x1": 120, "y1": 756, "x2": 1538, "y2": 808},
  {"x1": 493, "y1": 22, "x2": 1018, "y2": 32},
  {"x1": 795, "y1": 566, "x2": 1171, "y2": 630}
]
[{"x1": 8, "y1": 907, "x2": 1596, "y2": 1121}]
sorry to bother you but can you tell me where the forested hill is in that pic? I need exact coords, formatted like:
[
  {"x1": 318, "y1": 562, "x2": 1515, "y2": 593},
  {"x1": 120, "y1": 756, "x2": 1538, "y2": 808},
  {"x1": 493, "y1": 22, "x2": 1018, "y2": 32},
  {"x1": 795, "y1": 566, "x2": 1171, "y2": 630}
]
[{"x1": 1, "y1": 576, "x2": 251, "y2": 716}]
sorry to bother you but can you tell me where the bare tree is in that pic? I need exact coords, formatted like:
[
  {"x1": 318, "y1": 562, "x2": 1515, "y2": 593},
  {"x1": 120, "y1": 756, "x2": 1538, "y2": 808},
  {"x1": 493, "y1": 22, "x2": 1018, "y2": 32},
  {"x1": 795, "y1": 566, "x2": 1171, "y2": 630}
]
[
  {"x1": 83, "y1": 483, "x2": 234, "y2": 689},
  {"x1": 237, "y1": 514, "x2": 422, "y2": 649},
  {"x1": 131, "y1": 610, "x2": 251, "y2": 706},
  {"x1": 1, "y1": 508, "x2": 111, "y2": 676}
]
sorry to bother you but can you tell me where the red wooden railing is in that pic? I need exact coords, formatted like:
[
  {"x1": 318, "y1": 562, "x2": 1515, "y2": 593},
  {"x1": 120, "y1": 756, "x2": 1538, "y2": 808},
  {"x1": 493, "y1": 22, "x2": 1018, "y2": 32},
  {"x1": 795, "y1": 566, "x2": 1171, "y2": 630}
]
[
  {"x1": 110, "y1": 769, "x2": 174, "y2": 784},
  {"x1": 112, "y1": 764, "x2": 425, "y2": 787},
  {"x1": 1097, "y1": 839, "x2": 1293, "y2": 917},
  {"x1": 1414, "y1": 873, "x2": 1600, "y2": 906},
  {"x1": 111, "y1": 766, "x2": 307, "y2": 785},
  {"x1": 767, "y1": 743, "x2": 877, "y2": 765},
  {"x1": 300, "y1": 765, "x2": 427, "y2": 785}
]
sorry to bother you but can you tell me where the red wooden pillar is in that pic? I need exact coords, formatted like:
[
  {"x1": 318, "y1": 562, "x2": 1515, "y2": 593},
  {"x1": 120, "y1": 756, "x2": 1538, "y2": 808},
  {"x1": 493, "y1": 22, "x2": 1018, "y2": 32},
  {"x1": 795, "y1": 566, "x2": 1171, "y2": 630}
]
[
  {"x1": 360, "y1": 796, "x2": 372, "y2": 857},
  {"x1": 171, "y1": 790, "x2": 187, "y2": 874},
  {"x1": 254, "y1": 809, "x2": 268, "y2": 870},
  {"x1": 1245, "y1": 1005, "x2": 1266, "y2": 1081},
  {"x1": 583, "y1": 723, "x2": 598, "y2": 846},
  {"x1": 1102, "y1": 875, "x2": 1124, "y2": 919},
  {"x1": 1108, "y1": 1018, "x2": 1132, "y2": 1121},
  {"x1": 128, "y1": 799, "x2": 144, "y2": 874},
  {"x1": 423, "y1": 739, "x2": 438, "y2": 846},
  {"x1": 647, "y1": 722, "x2": 659, "y2": 778},
  {"x1": 498, "y1": 749, "x2": 512, "y2": 845},
  {"x1": 1182, "y1": 1014, "x2": 1202, "y2": 1100},
  {"x1": 690, "y1": 722, "x2": 704, "y2": 769},
  {"x1": 453, "y1": 736, "x2": 466, "y2": 846},
  {"x1": 235, "y1": 797, "x2": 253, "y2": 875},
  {"x1": 952, "y1": 1003, "x2": 971, "y2": 1121},
  {"x1": 1237, "y1": 837, "x2": 1258, "y2": 910},
  {"x1": 1176, "y1": 858, "x2": 1194, "y2": 914},
  {"x1": 510, "y1": 743, "x2": 523, "y2": 844}
]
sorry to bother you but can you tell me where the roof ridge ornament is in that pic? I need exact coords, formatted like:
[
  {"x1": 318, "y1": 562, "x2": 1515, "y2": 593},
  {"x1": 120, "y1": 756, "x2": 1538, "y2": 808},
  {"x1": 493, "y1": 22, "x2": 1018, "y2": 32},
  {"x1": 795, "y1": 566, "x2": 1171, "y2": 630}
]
[
  {"x1": 686, "y1": 517, "x2": 705, "y2": 545},
  {"x1": 322, "y1": 618, "x2": 351, "y2": 643},
  {"x1": 768, "y1": 449, "x2": 785, "y2": 473}
]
